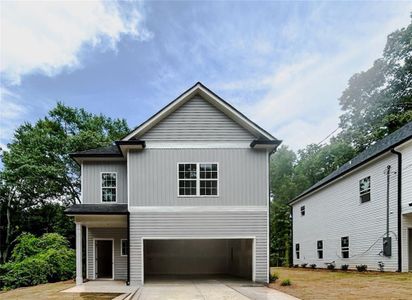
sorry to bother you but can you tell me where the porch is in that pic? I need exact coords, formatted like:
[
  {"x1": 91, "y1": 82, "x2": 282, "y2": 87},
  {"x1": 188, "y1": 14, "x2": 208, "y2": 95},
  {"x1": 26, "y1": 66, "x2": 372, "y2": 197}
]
[{"x1": 61, "y1": 280, "x2": 137, "y2": 294}]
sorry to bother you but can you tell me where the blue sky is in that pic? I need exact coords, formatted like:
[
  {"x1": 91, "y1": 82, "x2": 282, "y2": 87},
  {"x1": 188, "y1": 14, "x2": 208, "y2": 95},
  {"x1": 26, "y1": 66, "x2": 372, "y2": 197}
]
[{"x1": 1, "y1": 1, "x2": 411, "y2": 153}]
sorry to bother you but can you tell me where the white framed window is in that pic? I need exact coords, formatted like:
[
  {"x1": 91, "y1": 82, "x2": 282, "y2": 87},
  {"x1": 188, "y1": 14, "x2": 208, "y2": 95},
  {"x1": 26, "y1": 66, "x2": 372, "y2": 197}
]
[
  {"x1": 300, "y1": 205, "x2": 305, "y2": 216},
  {"x1": 341, "y1": 236, "x2": 349, "y2": 258},
  {"x1": 177, "y1": 163, "x2": 218, "y2": 197},
  {"x1": 295, "y1": 243, "x2": 300, "y2": 259},
  {"x1": 101, "y1": 172, "x2": 117, "y2": 202},
  {"x1": 359, "y1": 176, "x2": 371, "y2": 203},
  {"x1": 121, "y1": 239, "x2": 128, "y2": 256},
  {"x1": 317, "y1": 240, "x2": 323, "y2": 259}
]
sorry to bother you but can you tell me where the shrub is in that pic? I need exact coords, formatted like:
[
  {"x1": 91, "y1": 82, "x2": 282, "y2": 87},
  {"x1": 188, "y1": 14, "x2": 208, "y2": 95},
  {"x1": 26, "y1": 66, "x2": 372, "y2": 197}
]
[
  {"x1": 301, "y1": 263, "x2": 308, "y2": 268},
  {"x1": 341, "y1": 264, "x2": 349, "y2": 271},
  {"x1": 327, "y1": 263, "x2": 336, "y2": 271},
  {"x1": 293, "y1": 264, "x2": 299, "y2": 268},
  {"x1": 0, "y1": 233, "x2": 75, "y2": 290},
  {"x1": 356, "y1": 265, "x2": 368, "y2": 272},
  {"x1": 280, "y1": 278, "x2": 291, "y2": 286},
  {"x1": 378, "y1": 261, "x2": 384, "y2": 272},
  {"x1": 269, "y1": 272, "x2": 279, "y2": 282},
  {"x1": 309, "y1": 264, "x2": 316, "y2": 269}
]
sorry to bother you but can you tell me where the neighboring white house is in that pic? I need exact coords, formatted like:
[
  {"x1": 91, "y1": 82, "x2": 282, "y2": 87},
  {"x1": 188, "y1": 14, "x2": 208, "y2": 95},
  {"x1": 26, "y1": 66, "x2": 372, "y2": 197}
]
[
  {"x1": 290, "y1": 122, "x2": 412, "y2": 272},
  {"x1": 65, "y1": 82, "x2": 281, "y2": 286}
]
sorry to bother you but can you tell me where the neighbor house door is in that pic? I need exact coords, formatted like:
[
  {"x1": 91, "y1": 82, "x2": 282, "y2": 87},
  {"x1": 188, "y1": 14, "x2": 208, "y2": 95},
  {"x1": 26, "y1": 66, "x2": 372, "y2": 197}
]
[{"x1": 95, "y1": 240, "x2": 113, "y2": 279}]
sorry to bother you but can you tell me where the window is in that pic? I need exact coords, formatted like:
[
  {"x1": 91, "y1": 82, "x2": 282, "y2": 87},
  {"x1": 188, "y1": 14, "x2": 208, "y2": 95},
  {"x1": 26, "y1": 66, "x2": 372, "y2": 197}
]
[
  {"x1": 178, "y1": 163, "x2": 218, "y2": 196},
  {"x1": 317, "y1": 240, "x2": 323, "y2": 259},
  {"x1": 101, "y1": 172, "x2": 116, "y2": 202},
  {"x1": 295, "y1": 243, "x2": 300, "y2": 259},
  {"x1": 341, "y1": 236, "x2": 349, "y2": 258},
  {"x1": 300, "y1": 205, "x2": 305, "y2": 216},
  {"x1": 121, "y1": 239, "x2": 128, "y2": 256},
  {"x1": 359, "y1": 176, "x2": 371, "y2": 203}
]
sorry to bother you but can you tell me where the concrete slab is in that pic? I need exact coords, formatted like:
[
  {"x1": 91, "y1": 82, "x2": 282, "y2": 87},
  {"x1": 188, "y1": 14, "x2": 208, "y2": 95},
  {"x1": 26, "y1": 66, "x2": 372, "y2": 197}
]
[{"x1": 61, "y1": 280, "x2": 137, "y2": 294}]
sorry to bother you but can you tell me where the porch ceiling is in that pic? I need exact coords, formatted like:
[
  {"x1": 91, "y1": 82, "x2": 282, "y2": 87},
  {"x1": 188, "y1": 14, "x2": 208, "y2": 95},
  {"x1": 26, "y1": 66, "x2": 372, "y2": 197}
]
[{"x1": 75, "y1": 215, "x2": 127, "y2": 228}]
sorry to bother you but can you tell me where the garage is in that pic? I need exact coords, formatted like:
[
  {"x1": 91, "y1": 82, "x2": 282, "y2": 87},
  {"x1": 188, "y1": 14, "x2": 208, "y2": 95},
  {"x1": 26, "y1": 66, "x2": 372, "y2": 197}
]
[{"x1": 143, "y1": 238, "x2": 253, "y2": 281}]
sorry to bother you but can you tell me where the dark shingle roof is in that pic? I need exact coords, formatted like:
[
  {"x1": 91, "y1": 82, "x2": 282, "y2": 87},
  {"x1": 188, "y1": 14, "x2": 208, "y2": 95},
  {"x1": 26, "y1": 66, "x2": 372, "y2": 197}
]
[
  {"x1": 290, "y1": 122, "x2": 412, "y2": 204},
  {"x1": 65, "y1": 204, "x2": 128, "y2": 215},
  {"x1": 69, "y1": 145, "x2": 122, "y2": 157}
]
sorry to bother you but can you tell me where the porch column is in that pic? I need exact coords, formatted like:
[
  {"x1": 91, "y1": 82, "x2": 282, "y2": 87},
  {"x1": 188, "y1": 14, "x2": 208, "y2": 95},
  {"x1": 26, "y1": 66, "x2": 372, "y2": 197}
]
[{"x1": 75, "y1": 223, "x2": 83, "y2": 285}]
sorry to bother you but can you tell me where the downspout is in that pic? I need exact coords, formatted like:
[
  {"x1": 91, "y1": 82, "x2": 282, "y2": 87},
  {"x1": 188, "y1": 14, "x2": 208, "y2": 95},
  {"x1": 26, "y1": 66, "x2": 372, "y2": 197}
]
[
  {"x1": 391, "y1": 148, "x2": 402, "y2": 272},
  {"x1": 127, "y1": 212, "x2": 130, "y2": 285}
]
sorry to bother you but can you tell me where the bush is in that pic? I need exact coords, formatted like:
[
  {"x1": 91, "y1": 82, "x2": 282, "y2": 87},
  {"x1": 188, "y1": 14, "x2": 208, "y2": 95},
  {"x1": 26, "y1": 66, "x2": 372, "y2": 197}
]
[
  {"x1": 327, "y1": 263, "x2": 336, "y2": 271},
  {"x1": 280, "y1": 278, "x2": 292, "y2": 286},
  {"x1": 0, "y1": 233, "x2": 75, "y2": 290},
  {"x1": 269, "y1": 272, "x2": 279, "y2": 282},
  {"x1": 293, "y1": 264, "x2": 299, "y2": 268},
  {"x1": 356, "y1": 265, "x2": 368, "y2": 272},
  {"x1": 309, "y1": 264, "x2": 316, "y2": 269},
  {"x1": 341, "y1": 264, "x2": 349, "y2": 271},
  {"x1": 301, "y1": 263, "x2": 308, "y2": 268}
]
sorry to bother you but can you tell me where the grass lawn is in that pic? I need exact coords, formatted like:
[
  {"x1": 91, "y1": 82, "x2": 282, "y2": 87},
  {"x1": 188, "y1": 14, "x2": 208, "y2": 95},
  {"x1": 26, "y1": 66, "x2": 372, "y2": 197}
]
[
  {"x1": 0, "y1": 280, "x2": 121, "y2": 300},
  {"x1": 269, "y1": 267, "x2": 412, "y2": 300}
]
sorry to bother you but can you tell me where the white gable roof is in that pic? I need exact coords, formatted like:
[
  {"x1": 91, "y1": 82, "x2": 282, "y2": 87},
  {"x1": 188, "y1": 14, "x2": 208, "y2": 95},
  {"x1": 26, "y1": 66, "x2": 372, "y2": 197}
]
[{"x1": 122, "y1": 82, "x2": 279, "y2": 142}]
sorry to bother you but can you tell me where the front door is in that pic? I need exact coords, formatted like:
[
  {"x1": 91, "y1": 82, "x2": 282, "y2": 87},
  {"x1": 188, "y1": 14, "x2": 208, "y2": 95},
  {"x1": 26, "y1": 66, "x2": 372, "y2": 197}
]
[{"x1": 95, "y1": 240, "x2": 113, "y2": 279}]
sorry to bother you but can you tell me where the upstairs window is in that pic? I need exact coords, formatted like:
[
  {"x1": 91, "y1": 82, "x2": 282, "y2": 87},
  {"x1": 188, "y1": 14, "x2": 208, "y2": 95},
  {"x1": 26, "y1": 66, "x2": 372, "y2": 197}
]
[
  {"x1": 359, "y1": 176, "x2": 371, "y2": 203},
  {"x1": 295, "y1": 243, "x2": 300, "y2": 259},
  {"x1": 300, "y1": 205, "x2": 305, "y2": 216},
  {"x1": 101, "y1": 172, "x2": 116, "y2": 202},
  {"x1": 341, "y1": 236, "x2": 349, "y2": 258},
  {"x1": 178, "y1": 163, "x2": 218, "y2": 196},
  {"x1": 317, "y1": 240, "x2": 323, "y2": 259}
]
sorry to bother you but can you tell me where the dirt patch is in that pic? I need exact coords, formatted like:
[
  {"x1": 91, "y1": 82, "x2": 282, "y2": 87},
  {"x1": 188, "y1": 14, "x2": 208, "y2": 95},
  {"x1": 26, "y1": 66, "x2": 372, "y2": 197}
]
[
  {"x1": 269, "y1": 267, "x2": 412, "y2": 300},
  {"x1": 0, "y1": 280, "x2": 122, "y2": 300}
]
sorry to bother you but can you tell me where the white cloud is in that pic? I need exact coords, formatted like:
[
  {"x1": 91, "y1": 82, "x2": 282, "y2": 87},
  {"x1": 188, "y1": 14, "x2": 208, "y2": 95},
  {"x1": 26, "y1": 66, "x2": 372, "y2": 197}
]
[{"x1": 0, "y1": 1, "x2": 151, "y2": 84}]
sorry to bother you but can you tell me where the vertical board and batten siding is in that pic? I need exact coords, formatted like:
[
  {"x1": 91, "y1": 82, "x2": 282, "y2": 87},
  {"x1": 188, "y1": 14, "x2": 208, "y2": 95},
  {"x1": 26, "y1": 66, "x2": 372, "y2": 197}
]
[
  {"x1": 128, "y1": 148, "x2": 267, "y2": 206},
  {"x1": 129, "y1": 211, "x2": 268, "y2": 285},
  {"x1": 399, "y1": 141, "x2": 412, "y2": 271},
  {"x1": 82, "y1": 161, "x2": 127, "y2": 204},
  {"x1": 293, "y1": 153, "x2": 399, "y2": 271},
  {"x1": 139, "y1": 96, "x2": 255, "y2": 141},
  {"x1": 87, "y1": 228, "x2": 127, "y2": 280}
]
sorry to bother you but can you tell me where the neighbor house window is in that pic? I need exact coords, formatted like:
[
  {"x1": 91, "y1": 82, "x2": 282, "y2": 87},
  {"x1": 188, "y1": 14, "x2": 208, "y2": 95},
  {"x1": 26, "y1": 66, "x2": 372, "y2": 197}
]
[
  {"x1": 101, "y1": 172, "x2": 116, "y2": 202},
  {"x1": 317, "y1": 240, "x2": 323, "y2": 259},
  {"x1": 178, "y1": 163, "x2": 218, "y2": 196},
  {"x1": 121, "y1": 239, "x2": 128, "y2": 256},
  {"x1": 295, "y1": 243, "x2": 300, "y2": 259},
  {"x1": 359, "y1": 176, "x2": 371, "y2": 203},
  {"x1": 341, "y1": 236, "x2": 349, "y2": 258},
  {"x1": 300, "y1": 206, "x2": 305, "y2": 216}
]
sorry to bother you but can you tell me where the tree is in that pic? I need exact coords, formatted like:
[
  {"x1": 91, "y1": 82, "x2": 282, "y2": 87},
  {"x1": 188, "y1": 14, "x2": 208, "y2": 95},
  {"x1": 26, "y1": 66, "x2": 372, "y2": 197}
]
[
  {"x1": 0, "y1": 103, "x2": 129, "y2": 262},
  {"x1": 338, "y1": 17, "x2": 412, "y2": 151}
]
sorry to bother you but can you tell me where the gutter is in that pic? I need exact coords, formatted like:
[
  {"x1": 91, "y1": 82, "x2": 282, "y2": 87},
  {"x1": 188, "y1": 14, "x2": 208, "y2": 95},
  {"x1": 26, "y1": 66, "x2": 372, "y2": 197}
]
[
  {"x1": 390, "y1": 148, "x2": 402, "y2": 272},
  {"x1": 127, "y1": 212, "x2": 130, "y2": 285}
]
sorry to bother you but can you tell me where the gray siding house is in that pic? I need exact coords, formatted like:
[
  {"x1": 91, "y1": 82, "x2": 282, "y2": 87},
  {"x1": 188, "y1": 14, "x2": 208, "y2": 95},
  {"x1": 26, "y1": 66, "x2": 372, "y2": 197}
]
[
  {"x1": 290, "y1": 122, "x2": 412, "y2": 272},
  {"x1": 66, "y1": 82, "x2": 281, "y2": 286}
]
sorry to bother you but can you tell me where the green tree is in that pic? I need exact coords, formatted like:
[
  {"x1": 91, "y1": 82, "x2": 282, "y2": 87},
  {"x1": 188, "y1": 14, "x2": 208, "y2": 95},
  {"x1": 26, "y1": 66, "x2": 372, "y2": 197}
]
[
  {"x1": 0, "y1": 103, "x2": 129, "y2": 262},
  {"x1": 339, "y1": 17, "x2": 412, "y2": 151}
]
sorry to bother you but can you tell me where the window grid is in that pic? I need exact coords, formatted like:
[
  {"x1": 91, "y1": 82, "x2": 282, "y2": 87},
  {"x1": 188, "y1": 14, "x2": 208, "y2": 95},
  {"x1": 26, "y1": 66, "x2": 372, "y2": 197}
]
[
  {"x1": 295, "y1": 243, "x2": 300, "y2": 259},
  {"x1": 341, "y1": 236, "x2": 349, "y2": 258},
  {"x1": 359, "y1": 176, "x2": 371, "y2": 203},
  {"x1": 178, "y1": 163, "x2": 218, "y2": 197},
  {"x1": 121, "y1": 239, "x2": 128, "y2": 256},
  {"x1": 317, "y1": 240, "x2": 323, "y2": 259},
  {"x1": 300, "y1": 205, "x2": 305, "y2": 216},
  {"x1": 101, "y1": 172, "x2": 116, "y2": 202}
]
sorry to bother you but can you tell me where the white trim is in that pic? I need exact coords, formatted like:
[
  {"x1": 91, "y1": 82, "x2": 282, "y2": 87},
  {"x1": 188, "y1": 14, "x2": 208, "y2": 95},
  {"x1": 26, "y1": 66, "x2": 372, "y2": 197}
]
[
  {"x1": 128, "y1": 206, "x2": 267, "y2": 213},
  {"x1": 145, "y1": 141, "x2": 252, "y2": 149},
  {"x1": 122, "y1": 83, "x2": 275, "y2": 141},
  {"x1": 80, "y1": 162, "x2": 84, "y2": 203},
  {"x1": 120, "y1": 239, "x2": 128, "y2": 257},
  {"x1": 100, "y1": 172, "x2": 118, "y2": 203},
  {"x1": 86, "y1": 226, "x2": 88, "y2": 279},
  {"x1": 176, "y1": 162, "x2": 219, "y2": 197},
  {"x1": 93, "y1": 238, "x2": 115, "y2": 280},
  {"x1": 75, "y1": 223, "x2": 83, "y2": 285},
  {"x1": 141, "y1": 236, "x2": 257, "y2": 284},
  {"x1": 266, "y1": 149, "x2": 270, "y2": 282},
  {"x1": 127, "y1": 150, "x2": 130, "y2": 208}
]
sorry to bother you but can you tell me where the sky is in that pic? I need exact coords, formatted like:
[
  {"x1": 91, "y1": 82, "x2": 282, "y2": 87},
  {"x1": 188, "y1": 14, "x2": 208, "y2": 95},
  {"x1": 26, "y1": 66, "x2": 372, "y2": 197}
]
[{"x1": 1, "y1": 1, "x2": 411, "y2": 154}]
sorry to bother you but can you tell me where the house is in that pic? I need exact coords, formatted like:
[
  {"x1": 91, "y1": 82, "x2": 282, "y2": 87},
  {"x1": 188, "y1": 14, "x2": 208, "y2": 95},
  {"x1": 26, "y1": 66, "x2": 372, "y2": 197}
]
[
  {"x1": 290, "y1": 122, "x2": 412, "y2": 272},
  {"x1": 65, "y1": 82, "x2": 281, "y2": 286}
]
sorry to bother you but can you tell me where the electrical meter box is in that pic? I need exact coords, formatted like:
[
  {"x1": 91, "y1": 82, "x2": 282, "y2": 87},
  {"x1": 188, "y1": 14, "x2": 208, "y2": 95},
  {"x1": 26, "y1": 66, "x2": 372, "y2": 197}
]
[{"x1": 383, "y1": 237, "x2": 392, "y2": 257}]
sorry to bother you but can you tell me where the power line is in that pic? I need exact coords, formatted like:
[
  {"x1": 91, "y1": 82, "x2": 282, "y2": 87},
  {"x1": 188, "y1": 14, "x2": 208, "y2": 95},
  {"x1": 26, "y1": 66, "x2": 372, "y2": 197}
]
[{"x1": 317, "y1": 127, "x2": 340, "y2": 146}]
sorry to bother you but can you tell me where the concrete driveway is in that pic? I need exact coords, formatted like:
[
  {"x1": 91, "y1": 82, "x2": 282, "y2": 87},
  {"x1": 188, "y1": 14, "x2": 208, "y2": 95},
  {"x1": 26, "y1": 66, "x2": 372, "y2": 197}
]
[{"x1": 135, "y1": 277, "x2": 298, "y2": 300}]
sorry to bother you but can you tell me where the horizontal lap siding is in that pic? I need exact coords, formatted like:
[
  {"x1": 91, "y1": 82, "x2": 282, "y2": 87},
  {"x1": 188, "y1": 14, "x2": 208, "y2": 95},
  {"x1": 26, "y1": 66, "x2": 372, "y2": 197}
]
[
  {"x1": 87, "y1": 228, "x2": 127, "y2": 280},
  {"x1": 129, "y1": 211, "x2": 268, "y2": 285},
  {"x1": 293, "y1": 153, "x2": 399, "y2": 271},
  {"x1": 129, "y1": 148, "x2": 267, "y2": 206},
  {"x1": 140, "y1": 96, "x2": 254, "y2": 141},
  {"x1": 82, "y1": 162, "x2": 127, "y2": 204}
]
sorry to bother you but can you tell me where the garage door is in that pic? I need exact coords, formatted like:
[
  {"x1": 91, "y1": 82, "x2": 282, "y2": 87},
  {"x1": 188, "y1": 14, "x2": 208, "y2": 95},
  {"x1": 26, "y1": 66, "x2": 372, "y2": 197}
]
[{"x1": 144, "y1": 239, "x2": 253, "y2": 280}]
